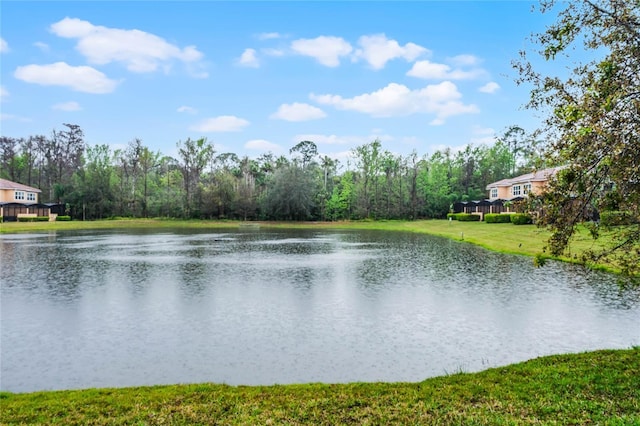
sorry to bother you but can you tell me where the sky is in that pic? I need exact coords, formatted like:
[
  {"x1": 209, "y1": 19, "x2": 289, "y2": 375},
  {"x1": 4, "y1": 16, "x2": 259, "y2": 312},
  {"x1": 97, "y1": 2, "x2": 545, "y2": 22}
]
[{"x1": 0, "y1": 1, "x2": 558, "y2": 163}]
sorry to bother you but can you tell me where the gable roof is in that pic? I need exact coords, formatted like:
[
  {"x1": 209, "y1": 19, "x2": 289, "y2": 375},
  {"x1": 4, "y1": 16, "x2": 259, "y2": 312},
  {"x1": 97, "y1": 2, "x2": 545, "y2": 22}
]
[
  {"x1": 0, "y1": 178, "x2": 42, "y2": 193},
  {"x1": 485, "y1": 166, "x2": 564, "y2": 190}
]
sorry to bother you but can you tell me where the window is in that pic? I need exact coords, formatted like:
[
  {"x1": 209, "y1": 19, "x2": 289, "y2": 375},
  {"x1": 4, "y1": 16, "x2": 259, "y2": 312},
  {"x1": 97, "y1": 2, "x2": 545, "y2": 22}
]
[
  {"x1": 27, "y1": 192, "x2": 36, "y2": 201},
  {"x1": 15, "y1": 191, "x2": 25, "y2": 200},
  {"x1": 512, "y1": 185, "x2": 521, "y2": 196},
  {"x1": 490, "y1": 188, "x2": 498, "y2": 199},
  {"x1": 523, "y1": 183, "x2": 531, "y2": 195}
]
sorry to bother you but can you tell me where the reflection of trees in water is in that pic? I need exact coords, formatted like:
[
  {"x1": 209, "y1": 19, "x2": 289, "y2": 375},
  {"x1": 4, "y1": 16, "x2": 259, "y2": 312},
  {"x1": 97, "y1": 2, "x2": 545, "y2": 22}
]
[{"x1": 561, "y1": 265, "x2": 640, "y2": 311}]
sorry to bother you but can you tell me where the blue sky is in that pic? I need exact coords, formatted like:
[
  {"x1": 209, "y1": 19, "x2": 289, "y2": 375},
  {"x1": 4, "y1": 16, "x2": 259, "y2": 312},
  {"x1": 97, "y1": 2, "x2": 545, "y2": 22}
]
[{"x1": 1, "y1": 1, "x2": 555, "y2": 163}]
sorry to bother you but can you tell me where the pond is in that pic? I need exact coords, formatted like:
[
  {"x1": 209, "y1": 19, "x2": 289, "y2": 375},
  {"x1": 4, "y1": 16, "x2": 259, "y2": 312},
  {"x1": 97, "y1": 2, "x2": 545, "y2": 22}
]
[{"x1": 1, "y1": 228, "x2": 639, "y2": 392}]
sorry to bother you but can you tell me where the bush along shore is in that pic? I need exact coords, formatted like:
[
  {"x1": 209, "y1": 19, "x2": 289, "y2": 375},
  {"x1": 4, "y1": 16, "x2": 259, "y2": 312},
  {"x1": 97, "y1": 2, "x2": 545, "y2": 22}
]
[{"x1": 1, "y1": 348, "x2": 638, "y2": 425}]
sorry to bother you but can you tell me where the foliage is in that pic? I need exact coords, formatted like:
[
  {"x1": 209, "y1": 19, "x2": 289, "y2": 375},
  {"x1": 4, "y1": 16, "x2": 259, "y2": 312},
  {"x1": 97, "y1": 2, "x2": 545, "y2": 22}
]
[
  {"x1": 485, "y1": 213, "x2": 512, "y2": 223},
  {"x1": 510, "y1": 213, "x2": 533, "y2": 225},
  {"x1": 455, "y1": 213, "x2": 481, "y2": 221},
  {"x1": 260, "y1": 164, "x2": 318, "y2": 221},
  {"x1": 446, "y1": 213, "x2": 457, "y2": 220},
  {"x1": 2, "y1": 127, "x2": 538, "y2": 223},
  {"x1": 515, "y1": 0, "x2": 640, "y2": 276},
  {"x1": 2, "y1": 349, "x2": 638, "y2": 425},
  {"x1": 600, "y1": 210, "x2": 637, "y2": 227},
  {"x1": 56, "y1": 216, "x2": 71, "y2": 221}
]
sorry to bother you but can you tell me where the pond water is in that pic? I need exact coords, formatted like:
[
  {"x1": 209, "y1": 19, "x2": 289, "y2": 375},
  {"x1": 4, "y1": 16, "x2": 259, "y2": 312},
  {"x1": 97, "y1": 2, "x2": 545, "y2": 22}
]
[{"x1": 1, "y1": 228, "x2": 639, "y2": 392}]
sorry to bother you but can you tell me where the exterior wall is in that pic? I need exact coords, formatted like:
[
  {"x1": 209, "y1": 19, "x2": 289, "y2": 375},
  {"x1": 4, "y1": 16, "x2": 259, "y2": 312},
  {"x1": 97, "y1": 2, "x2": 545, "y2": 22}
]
[
  {"x1": 0, "y1": 188, "x2": 39, "y2": 203},
  {"x1": 488, "y1": 180, "x2": 548, "y2": 201},
  {"x1": 529, "y1": 181, "x2": 547, "y2": 195},
  {"x1": 497, "y1": 187, "x2": 510, "y2": 199},
  {"x1": 0, "y1": 188, "x2": 12, "y2": 202}
]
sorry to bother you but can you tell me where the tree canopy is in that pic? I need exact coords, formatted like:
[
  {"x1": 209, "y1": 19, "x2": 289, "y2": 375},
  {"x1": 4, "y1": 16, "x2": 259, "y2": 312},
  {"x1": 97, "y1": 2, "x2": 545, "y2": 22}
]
[{"x1": 515, "y1": 0, "x2": 640, "y2": 276}]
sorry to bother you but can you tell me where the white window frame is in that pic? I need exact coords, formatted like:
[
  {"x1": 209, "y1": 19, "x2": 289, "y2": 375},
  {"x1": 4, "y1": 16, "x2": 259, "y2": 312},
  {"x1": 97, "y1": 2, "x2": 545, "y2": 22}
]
[
  {"x1": 27, "y1": 192, "x2": 36, "y2": 201},
  {"x1": 523, "y1": 183, "x2": 531, "y2": 195},
  {"x1": 490, "y1": 188, "x2": 498, "y2": 199},
  {"x1": 512, "y1": 185, "x2": 521, "y2": 196},
  {"x1": 15, "y1": 190, "x2": 25, "y2": 200}
]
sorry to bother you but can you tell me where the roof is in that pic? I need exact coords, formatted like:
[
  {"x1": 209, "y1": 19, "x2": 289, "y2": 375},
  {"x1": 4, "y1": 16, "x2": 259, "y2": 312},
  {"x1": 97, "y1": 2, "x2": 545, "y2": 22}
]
[
  {"x1": 485, "y1": 166, "x2": 564, "y2": 190},
  {"x1": 0, "y1": 178, "x2": 42, "y2": 193}
]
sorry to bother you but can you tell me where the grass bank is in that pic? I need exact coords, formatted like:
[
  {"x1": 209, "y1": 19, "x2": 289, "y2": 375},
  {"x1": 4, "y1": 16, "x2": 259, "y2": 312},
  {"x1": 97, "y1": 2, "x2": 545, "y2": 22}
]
[
  {"x1": 2, "y1": 348, "x2": 638, "y2": 425},
  {"x1": 0, "y1": 218, "x2": 620, "y2": 274}
]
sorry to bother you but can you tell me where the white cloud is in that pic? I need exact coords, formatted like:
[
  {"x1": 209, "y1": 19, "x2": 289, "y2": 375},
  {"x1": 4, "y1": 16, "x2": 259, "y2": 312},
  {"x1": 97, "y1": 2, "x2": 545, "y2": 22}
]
[
  {"x1": 293, "y1": 133, "x2": 395, "y2": 149},
  {"x1": 177, "y1": 105, "x2": 197, "y2": 114},
  {"x1": 14, "y1": 62, "x2": 119, "y2": 94},
  {"x1": 262, "y1": 48, "x2": 285, "y2": 57},
  {"x1": 257, "y1": 32, "x2": 282, "y2": 40},
  {"x1": 245, "y1": 139, "x2": 283, "y2": 152},
  {"x1": 449, "y1": 54, "x2": 480, "y2": 67},
  {"x1": 407, "y1": 60, "x2": 486, "y2": 80},
  {"x1": 238, "y1": 48, "x2": 259, "y2": 68},
  {"x1": 52, "y1": 101, "x2": 82, "y2": 111},
  {"x1": 353, "y1": 34, "x2": 428, "y2": 70},
  {"x1": 310, "y1": 81, "x2": 479, "y2": 123},
  {"x1": 0, "y1": 86, "x2": 8, "y2": 102},
  {"x1": 293, "y1": 134, "x2": 364, "y2": 146},
  {"x1": 473, "y1": 126, "x2": 496, "y2": 136},
  {"x1": 470, "y1": 126, "x2": 497, "y2": 145},
  {"x1": 50, "y1": 17, "x2": 205, "y2": 74},
  {"x1": 33, "y1": 41, "x2": 50, "y2": 52},
  {"x1": 270, "y1": 103, "x2": 326, "y2": 122},
  {"x1": 290, "y1": 36, "x2": 352, "y2": 67},
  {"x1": 189, "y1": 115, "x2": 250, "y2": 132},
  {"x1": 0, "y1": 113, "x2": 32, "y2": 122},
  {"x1": 479, "y1": 81, "x2": 500, "y2": 93},
  {"x1": 1, "y1": 38, "x2": 9, "y2": 53}
]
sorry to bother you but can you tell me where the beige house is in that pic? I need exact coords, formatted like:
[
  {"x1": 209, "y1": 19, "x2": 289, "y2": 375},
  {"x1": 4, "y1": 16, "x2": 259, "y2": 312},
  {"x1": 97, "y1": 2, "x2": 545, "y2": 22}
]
[
  {"x1": 453, "y1": 166, "x2": 564, "y2": 218},
  {"x1": 485, "y1": 167, "x2": 563, "y2": 201},
  {"x1": 0, "y1": 178, "x2": 59, "y2": 221},
  {"x1": 0, "y1": 178, "x2": 42, "y2": 203}
]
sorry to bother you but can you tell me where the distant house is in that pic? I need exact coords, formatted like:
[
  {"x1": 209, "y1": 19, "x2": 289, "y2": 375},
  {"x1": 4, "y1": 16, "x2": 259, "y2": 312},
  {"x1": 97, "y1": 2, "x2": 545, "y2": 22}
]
[
  {"x1": 485, "y1": 167, "x2": 563, "y2": 202},
  {"x1": 0, "y1": 178, "x2": 63, "y2": 221},
  {"x1": 452, "y1": 166, "x2": 563, "y2": 219}
]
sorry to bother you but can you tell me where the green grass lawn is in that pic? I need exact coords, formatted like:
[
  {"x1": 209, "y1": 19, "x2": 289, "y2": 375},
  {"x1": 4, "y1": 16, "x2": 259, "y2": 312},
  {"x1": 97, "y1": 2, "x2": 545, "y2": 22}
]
[
  {"x1": 2, "y1": 348, "x2": 638, "y2": 425},
  {"x1": 0, "y1": 218, "x2": 621, "y2": 274}
]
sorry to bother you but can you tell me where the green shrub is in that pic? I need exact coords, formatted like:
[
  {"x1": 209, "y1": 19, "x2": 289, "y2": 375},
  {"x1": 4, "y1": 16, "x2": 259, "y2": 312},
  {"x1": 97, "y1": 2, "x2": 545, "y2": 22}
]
[
  {"x1": 447, "y1": 213, "x2": 457, "y2": 220},
  {"x1": 36, "y1": 216, "x2": 50, "y2": 222},
  {"x1": 56, "y1": 215, "x2": 71, "y2": 221},
  {"x1": 17, "y1": 216, "x2": 36, "y2": 222},
  {"x1": 485, "y1": 213, "x2": 512, "y2": 223},
  {"x1": 511, "y1": 213, "x2": 532, "y2": 225},
  {"x1": 600, "y1": 210, "x2": 635, "y2": 226},
  {"x1": 456, "y1": 213, "x2": 481, "y2": 222}
]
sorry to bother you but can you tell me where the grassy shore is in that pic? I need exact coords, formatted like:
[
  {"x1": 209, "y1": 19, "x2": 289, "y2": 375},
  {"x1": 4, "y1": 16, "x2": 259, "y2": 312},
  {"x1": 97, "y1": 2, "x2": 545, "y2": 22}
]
[
  {"x1": 0, "y1": 217, "x2": 619, "y2": 273},
  {"x1": 2, "y1": 348, "x2": 638, "y2": 425}
]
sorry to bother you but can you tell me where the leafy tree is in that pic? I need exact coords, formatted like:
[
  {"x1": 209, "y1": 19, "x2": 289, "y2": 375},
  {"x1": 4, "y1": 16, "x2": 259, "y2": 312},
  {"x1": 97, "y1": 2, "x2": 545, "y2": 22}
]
[
  {"x1": 352, "y1": 139, "x2": 382, "y2": 218},
  {"x1": 177, "y1": 137, "x2": 215, "y2": 218},
  {"x1": 326, "y1": 171, "x2": 355, "y2": 221},
  {"x1": 261, "y1": 165, "x2": 317, "y2": 220},
  {"x1": 0, "y1": 137, "x2": 22, "y2": 181},
  {"x1": 515, "y1": 0, "x2": 640, "y2": 276},
  {"x1": 138, "y1": 146, "x2": 161, "y2": 217},
  {"x1": 71, "y1": 144, "x2": 115, "y2": 219},
  {"x1": 289, "y1": 140, "x2": 318, "y2": 169}
]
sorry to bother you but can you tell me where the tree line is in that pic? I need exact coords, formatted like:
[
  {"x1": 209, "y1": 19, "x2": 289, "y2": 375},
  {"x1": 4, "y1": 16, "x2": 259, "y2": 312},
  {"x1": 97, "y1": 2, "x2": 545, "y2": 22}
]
[{"x1": 1, "y1": 123, "x2": 546, "y2": 221}]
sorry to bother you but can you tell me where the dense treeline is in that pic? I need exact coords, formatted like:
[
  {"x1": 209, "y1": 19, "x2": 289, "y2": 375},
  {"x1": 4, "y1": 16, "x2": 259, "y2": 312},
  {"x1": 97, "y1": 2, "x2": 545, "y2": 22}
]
[{"x1": 0, "y1": 124, "x2": 546, "y2": 221}]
